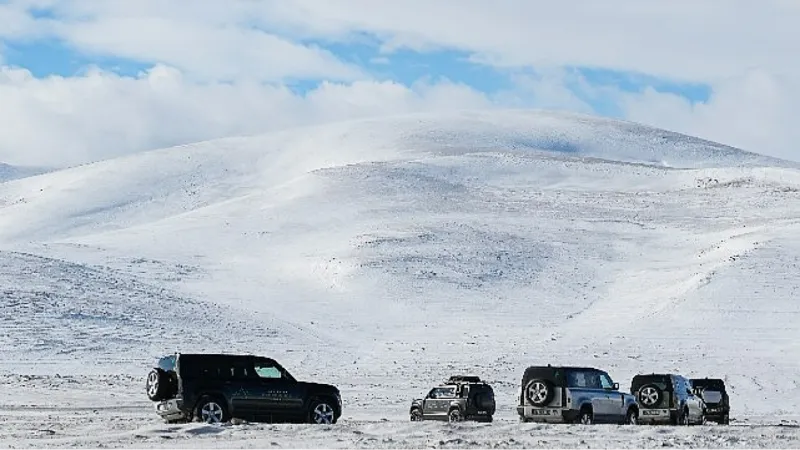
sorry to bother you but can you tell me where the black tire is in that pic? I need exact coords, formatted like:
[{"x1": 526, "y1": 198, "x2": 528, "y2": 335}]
[
  {"x1": 448, "y1": 408, "x2": 463, "y2": 422},
  {"x1": 410, "y1": 408, "x2": 423, "y2": 421},
  {"x1": 194, "y1": 395, "x2": 229, "y2": 424},
  {"x1": 525, "y1": 379, "x2": 554, "y2": 407},
  {"x1": 677, "y1": 408, "x2": 689, "y2": 426},
  {"x1": 485, "y1": 414, "x2": 493, "y2": 423},
  {"x1": 721, "y1": 414, "x2": 730, "y2": 425},
  {"x1": 625, "y1": 407, "x2": 639, "y2": 425},
  {"x1": 308, "y1": 398, "x2": 337, "y2": 425},
  {"x1": 637, "y1": 384, "x2": 663, "y2": 408},
  {"x1": 145, "y1": 368, "x2": 172, "y2": 401},
  {"x1": 577, "y1": 407, "x2": 593, "y2": 425}
]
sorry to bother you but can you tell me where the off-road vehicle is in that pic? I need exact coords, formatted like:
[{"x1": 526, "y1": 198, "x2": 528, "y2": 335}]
[
  {"x1": 409, "y1": 375, "x2": 496, "y2": 422},
  {"x1": 145, "y1": 353, "x2": 342, "y2": 424},
  {"x1": 631, "y1": 373, "x2": 705, "y2": 425},
  {"x1": 691, "y1": 377, "x2": 730, "y2": 424},
  {"x1": 517, "y1": 365, "x2": 638, "y2": 424}
]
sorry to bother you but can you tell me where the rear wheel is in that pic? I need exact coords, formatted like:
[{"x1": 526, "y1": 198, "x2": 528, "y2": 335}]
[
  {"x1": 578, "y1": 408, "x2": 593, "y2": 425},
  {"x1": 410, "y1": 408, "x2": 423, "y2": 421},
  {"x1": 678, "y1": 408, "x2": 689, "y2": 426},
  {"x1": 194, "y1": 396, "x2": 229, "y2": 424},
  {"x1": 448, "y1": 408, "x2": 463, "y2": 422}
]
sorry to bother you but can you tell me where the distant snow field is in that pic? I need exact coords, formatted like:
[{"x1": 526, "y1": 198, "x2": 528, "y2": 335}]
[{"x1": 1, "y1": 110, "x2": 799, "y2": 448}]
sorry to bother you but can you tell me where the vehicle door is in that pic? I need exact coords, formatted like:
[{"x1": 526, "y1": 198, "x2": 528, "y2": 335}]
[
  {"x1": 422, "y1": 387, "x2": 456, "y2": 420},
  {"x1": 251, "y1": 357, "x2": 306, "y2": 418},
  {"x1": 567, "y1": 370, "x2": 612, "y2": 421},
  {"x1": 598, "y1": 371, "x2": 627, "y2": 421},
  {"x1": 224, "y1": 356, "x2": 264, "y2": 419},
  {"x1": 683, "y1": 378, "x2": 705, "y2": 422}
]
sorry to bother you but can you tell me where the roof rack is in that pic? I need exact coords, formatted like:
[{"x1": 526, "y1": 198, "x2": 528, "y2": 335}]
[{"x1": 445, "y1": 375, "x2": 482, "y2": 384}]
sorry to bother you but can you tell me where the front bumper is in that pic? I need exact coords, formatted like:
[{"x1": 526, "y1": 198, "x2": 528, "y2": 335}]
[{"x1": 154, "y1": 398, "x2": 187, "y2": 421}]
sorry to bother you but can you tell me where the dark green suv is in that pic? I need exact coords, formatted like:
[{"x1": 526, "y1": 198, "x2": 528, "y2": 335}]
[
  {"x1": 409, "y1": 375, "x2": 496, "y2": 422},
  {"x1": 145, "y1": 353, "x2": 342, "y2": 424}
]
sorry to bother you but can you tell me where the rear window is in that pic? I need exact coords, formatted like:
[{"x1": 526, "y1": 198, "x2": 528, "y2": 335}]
[
  {"x1": 631, "y1": 375, "x2": 672, "y2": 393},
  {"x1": 179, "y1": 355, "x2": 253, "y2": 380},
  {"x1": 157, "y1": 355, "x2": 176, "y2": 372}
]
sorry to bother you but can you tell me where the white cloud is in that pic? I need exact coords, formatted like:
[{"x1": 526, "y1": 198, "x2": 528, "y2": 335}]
[
  {"x1": 620, "y1": 70, "x2": 800, "y2": 161},
  {"x1": 7, "y1": 1, "x2": 800, "y2": 83},
  {"x1": 0, "y1": 65, "x2": 493, "y2": 167},
  {"x1": 1, "y1": 1, "x2": 799, "y2": 166},
  {"x1": 247, "y1": 0, "x2": 800, "y2": 82}
]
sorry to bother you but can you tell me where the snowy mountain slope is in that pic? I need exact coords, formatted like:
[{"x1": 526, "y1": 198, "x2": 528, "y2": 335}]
[
  {"x1": 0, "y1": 162, "x2": 50, "y2": 183},
  {"x1": 1, "y1": 109, "x2": 799, "y2": 447},
  {"x1": 0, "y1": 109, "x2": 795, "y2": 244}
]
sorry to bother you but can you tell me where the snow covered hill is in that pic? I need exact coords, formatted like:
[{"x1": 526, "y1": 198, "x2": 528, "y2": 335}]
[
  {"x1": 0, "y1": 162, "x2": 49, "y2": 183},
  {"x1": 1, "y1": 109, "x2": 799, "y2": 447}
]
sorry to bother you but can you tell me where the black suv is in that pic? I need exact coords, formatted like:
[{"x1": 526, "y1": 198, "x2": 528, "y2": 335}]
[
  {"x1": 409, "y1": 376, "x2": 496, "y2": 422},
  {"x1": 691, "y1": 378, "x2": 730, "y2": 424},
  {"x1": 145, "y1": 353, "x2": 342, "y2": 424}
]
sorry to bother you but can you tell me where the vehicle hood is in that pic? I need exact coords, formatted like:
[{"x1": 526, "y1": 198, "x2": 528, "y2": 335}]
[{"x1": 297, "y1": 381, "x2": 340, "y2": 394}]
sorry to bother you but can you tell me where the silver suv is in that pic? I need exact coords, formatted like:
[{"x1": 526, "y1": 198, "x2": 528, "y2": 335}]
[
  {"x1": 517, "y1": 365, "x2": 639, "y2": 424},
  {"x1": 631, "y1": 373, "x2": 705, "y2": 425}
]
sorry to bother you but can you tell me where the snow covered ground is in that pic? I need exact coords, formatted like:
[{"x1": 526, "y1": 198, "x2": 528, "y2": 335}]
[{"x1": 1, "y1": 109, "x2": 799, "y2": 447}]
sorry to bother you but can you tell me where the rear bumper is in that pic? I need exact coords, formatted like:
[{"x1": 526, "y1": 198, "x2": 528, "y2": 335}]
[
  {"x1": 155, "y1": 398, "x2": 188, "y2": 421},
  {"x1": 704, "y1": 406, "x2": 729, "y2": 423},
  {"x1": 517, "y1": 405, "x2": 578, "y2": 423},
  {"x1": 638, "y1": 408, "x2": 674, "y2": 424}
]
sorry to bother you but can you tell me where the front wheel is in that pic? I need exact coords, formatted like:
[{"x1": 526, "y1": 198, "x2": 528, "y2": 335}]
[
  {"x1": 625, "y1": 408, "x2": 638, "y2": 425},
  {"x1": 309, "y1": 399, "x2": 337, "y2": 424}
]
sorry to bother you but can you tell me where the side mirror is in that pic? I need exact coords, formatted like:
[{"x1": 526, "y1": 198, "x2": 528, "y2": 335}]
[{"x1": 613, "y1": 382, "x2": 620, "y2": 390}]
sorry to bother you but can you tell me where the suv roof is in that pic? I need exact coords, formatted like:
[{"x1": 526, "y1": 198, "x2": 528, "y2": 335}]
[
  {"x1": 521, "y1": 365, "x2": 605, "y2": 386},
  {"x1": 632, "y1": 373, "x2": 674, "y2": 381},
  {"x1": 690, "y1": 378, "x2": 726, "y2": 390},
  {"x1": 444, "y1": 375, "x2": 484, "y2": 384}
]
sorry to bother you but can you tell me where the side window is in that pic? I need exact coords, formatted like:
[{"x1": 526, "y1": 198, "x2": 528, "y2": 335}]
[
  {"x1": 253, "y1": 359, "x2": 283, "y2": 379},
  {"x1": 599, "y1": 372, "x2": 614, "y2": 389},
  {"x1": 569, "y1": 370, "x2": 603, "y2": 388},
  {"x1": 428, "y1": 387, "x2": 456, "y2": 399}
]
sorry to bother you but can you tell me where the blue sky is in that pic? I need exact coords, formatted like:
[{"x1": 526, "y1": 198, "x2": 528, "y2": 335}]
[
  {"x1": 0, "y1": 1, "x2": 797, "y2": 166},
  {"x1": 3, "y1": 36, "x2": 711, "y2": 112}
]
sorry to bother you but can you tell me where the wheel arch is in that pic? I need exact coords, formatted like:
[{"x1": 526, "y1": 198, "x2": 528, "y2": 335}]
[
  {"x1": 192, "y1": 391, "x2": 230, "y2": 414},
  {"x1": 308, "y1": 394, "x2": 341, "y2": 416}
]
